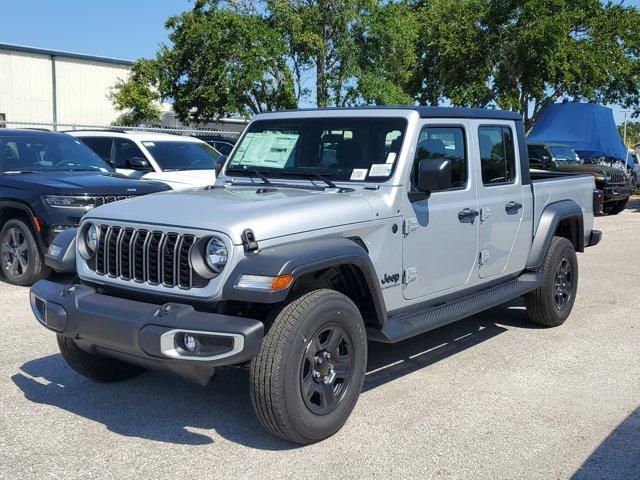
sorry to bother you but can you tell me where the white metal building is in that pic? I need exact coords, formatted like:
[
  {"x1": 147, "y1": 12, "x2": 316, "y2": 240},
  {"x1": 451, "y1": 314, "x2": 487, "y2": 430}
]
[{"x1": 0, "y1": 43, "x2": 133, "y2": 130}]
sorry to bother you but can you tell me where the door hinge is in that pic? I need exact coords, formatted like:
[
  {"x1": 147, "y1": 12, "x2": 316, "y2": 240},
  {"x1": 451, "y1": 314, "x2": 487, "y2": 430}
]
[
  {"x1": 479, "y1": 250, "x2": 491, "y2": 265},
  {"x1": 403, "y1": 267, "x2": 418, "y2": 285},
  {"x1": 480, "y1": 207, "x2": 491, "y2": 222},
  {"x1": 403, "y1": 218, "x2": 418, "y2": 235}
]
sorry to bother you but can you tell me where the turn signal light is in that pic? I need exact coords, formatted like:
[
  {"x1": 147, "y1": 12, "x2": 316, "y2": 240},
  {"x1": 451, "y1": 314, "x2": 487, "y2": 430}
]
[{"x1": 271, "y1": 275, "x2": 293, "y2": 291}]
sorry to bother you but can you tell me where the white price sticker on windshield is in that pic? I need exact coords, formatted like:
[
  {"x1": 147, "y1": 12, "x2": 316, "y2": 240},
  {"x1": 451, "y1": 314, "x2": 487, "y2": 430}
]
[
  {"x1": 369, "y1": 164, "x2": 393, "y2": 177},
  {"x1": 386, "y1": 152, "x2": 397, "y2": 164},
  {"x1": 350, "y1": 168, "x2": 368, "y2": 181}
]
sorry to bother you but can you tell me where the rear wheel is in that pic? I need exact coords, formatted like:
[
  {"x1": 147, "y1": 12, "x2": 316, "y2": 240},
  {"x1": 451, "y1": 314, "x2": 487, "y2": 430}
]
[
  {"x1": 0, "y1": 218, "x2": 49, "y2": 286},
  {"x1": 57, "y1": 335, "x2": 145, "y2": 382},
  {"x1": 250, "y1": 289, "x2": 367, "y2": 444},
  {"x1": 524, "y1": 236, "x2": 578, "y2": 327},
  {"x1": 603, "y1": 198, "x2": 629, "y2": 215}
]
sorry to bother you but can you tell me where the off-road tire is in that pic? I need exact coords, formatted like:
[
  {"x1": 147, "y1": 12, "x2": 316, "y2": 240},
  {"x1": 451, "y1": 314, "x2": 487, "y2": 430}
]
[
  {"x1": 603, "y1": 198, "x2": 629, "y2": 215},
  {"x1": 250, "y1": 289, "x2": 367, "y2": 444},
  {"x1": 57, "y1": 335, "x2": 145, "y2": 382},
  {"x1": 0, "y1": 218, "x2": 50, "y2": 286},
  {"x1": 524, "y1": 236, "x2": 578, "y2": 327}
]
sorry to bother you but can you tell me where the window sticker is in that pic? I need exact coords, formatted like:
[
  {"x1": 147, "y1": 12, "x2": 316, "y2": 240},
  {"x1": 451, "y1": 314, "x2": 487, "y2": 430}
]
[
  {"x1": 386, "y1": 152, "x2": 397, "y2": 164},
  {"x1": 350, "y1": 168, "x2": 368, "y2": 181},
  {"x1": 233, "y1": 132, "x2": 299, "y2": 168},
  {"x1": 369, "y1": 164, "x2": 393, "y2": 177}
]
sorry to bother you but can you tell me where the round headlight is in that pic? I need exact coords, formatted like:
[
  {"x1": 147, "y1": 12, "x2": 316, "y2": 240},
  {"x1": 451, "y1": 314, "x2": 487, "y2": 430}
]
[
  {"x1": 205, "y1": 237, "x2": 227, "y2": 274},
  {"x1": 605, "y1": 172, "x2": 612, "y2": 181},
  {"x1": 85, "y1": 224, "x2": 99, "y2": 254}
]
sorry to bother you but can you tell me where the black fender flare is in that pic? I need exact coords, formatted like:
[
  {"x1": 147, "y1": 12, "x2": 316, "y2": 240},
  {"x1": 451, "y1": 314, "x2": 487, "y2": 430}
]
[
  {"x1": 527, "y1": 200, "x2": 584, "y2": 270},
  {"x1": 222, "y1": 237, "x2": 387, "y2": 325},
  {"x1": 45, "y1": 227, "x2": 77, "y2": 273},
  {"x1": 0, "y1": 200, "x2": 46, "y2": 251}
]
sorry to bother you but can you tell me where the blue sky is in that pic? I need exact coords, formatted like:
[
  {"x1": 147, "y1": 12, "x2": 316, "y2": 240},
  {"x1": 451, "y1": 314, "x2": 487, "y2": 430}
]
[{"x1": 1, "y1": 0, "x2": 638, "y2": 123}]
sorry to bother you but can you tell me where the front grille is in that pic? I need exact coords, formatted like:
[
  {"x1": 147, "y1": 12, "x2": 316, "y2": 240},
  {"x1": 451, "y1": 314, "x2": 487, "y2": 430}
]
[
  {"x1": 91, "y1": 225, "x2": 197, "y2": 289},
  {"x1": 93, "y1": 195, "x2": 135, "y2": 208},
  {"x1": 608, "y1": 171, "x2": 626, "y2": 184}
]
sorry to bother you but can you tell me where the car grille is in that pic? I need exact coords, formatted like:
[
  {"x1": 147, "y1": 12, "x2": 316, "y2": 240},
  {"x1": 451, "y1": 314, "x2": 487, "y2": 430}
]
[
  {"x1": 608, "y1": 171, "x2": 627, "y2": 184},
  {"x1": 92, "y1": 225, "x2": 197, "y2": 289},
  {"x1": 93, "y1": 195, "x2": 136, "y2": 208}
]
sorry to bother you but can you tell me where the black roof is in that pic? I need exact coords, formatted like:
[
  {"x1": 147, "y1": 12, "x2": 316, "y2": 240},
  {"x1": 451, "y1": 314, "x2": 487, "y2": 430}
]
[{"x1": 274, "y1": 106, "x2": 522, "y2": 121}]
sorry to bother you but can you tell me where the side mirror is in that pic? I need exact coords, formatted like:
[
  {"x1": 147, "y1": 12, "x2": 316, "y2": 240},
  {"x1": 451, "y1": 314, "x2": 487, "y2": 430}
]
[
  {"x1": 126, "y1": 157, "x2": 152, "y2": 171},
  {"x1": 214, "y1": 155, "x2": 227, "y2": 177},
  {"x1": 409, "y1": 158, "x2": 452, "y2": 202}
]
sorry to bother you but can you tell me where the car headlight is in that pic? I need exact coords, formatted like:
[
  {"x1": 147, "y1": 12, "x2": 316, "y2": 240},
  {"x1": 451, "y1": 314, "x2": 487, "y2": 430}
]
[
  {"x1": 205, "y1": 237, "x2": 227, "y2": 274},
  {"x1": 605, "y1": 173, "x2": 611, "y2": 181},
  {"x1": 43, "y1": 195, "x2": 95, "y2": 210},
  {"x1": 85, "y1": 224, "x2": 99, "y2": 254}
]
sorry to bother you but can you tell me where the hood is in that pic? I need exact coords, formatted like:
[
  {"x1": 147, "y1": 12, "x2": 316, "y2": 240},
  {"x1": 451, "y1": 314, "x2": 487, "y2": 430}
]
[
  {"x1": 142, "y1": 170, "x2": 215, "y2": 189},
  {"x1": 7, "y1": 171, "x2": 169, "y2": 195},
  {"x1": 555, "y1": 163, "x2": 622, "y2": 175},
  {"x1": 85, "y1": 184, "x2": 375, "y2": 244}
]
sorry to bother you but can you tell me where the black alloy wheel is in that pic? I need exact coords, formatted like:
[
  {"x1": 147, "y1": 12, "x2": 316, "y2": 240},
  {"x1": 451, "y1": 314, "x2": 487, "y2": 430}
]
[
  {"x1": 1, "y1": 226, "x2": 29, "y2": 279},
  {"x1": 553, "y1": 257, "x2": 573, "y2": 310}
]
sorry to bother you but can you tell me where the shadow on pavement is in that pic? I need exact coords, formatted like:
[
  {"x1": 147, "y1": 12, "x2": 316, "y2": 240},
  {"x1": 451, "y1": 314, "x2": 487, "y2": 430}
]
[
  {"x1": 12, "y1": 299, "x2": 533, "y2": 449},
  {"x1": 572, "y1": 407, "x2": 640, "y2": 480}
]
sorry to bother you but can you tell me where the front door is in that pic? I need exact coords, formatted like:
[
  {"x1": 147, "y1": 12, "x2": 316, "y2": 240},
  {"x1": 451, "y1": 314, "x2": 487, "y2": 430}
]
[
  {"x1": 402, "y1": 120, "x2": 480, "y2": 300},
  {"x1": 473, "y1": 122, "x2": 524, "y2": 278}
]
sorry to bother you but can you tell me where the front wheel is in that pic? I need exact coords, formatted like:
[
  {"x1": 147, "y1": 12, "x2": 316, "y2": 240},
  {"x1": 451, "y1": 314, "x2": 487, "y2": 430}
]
[
  {"x1": 250, "y1": 289, "x2": 367, "y2": 444},
  {"x1": 524, "y1": 236, "x2": 578, "y2": 327},
  {"x1": 0, "y1": 218, "x2": 49, "y2": 286}
]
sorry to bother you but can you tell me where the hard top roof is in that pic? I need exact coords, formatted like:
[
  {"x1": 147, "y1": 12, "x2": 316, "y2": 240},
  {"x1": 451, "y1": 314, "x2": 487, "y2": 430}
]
[{"x1": 272, "y1": 106, "x2": 522, "y2": 121}]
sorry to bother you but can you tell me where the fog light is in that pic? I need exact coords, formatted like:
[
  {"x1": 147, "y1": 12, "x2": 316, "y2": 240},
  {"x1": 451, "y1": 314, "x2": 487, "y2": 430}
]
[{"x1": 183, "y1": 334, "x2": 198, "y2": 352}]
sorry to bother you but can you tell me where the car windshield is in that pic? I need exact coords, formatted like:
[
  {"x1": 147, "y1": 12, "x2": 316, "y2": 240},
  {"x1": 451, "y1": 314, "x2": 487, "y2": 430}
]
[
  {"x1": 0, "y1": 133, "x2": 113, "y2": 173},
  {"x1": 550, "y1": 145, "x2": 582, "y2": 164},
  {"x1": 142, "y1": 140, "x2": 221, "y2": 171},
  {"x1": 226, "y1": 117, "x2": 407, "y2": 182}
]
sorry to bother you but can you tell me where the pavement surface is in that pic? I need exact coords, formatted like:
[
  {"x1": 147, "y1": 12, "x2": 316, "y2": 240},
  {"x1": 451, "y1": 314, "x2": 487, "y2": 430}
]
[{"x1": 1, "y1": 200, "x2": 639, "y2": 480}]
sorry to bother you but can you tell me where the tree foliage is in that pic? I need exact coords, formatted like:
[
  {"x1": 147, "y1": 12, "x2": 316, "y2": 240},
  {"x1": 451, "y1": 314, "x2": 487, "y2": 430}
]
[
  {"x1": 618, "y1": 121, "x2": 640, "y2": 147},
  {"x1": 109, "y1": 59, "x2": 162, "y2": 126}
]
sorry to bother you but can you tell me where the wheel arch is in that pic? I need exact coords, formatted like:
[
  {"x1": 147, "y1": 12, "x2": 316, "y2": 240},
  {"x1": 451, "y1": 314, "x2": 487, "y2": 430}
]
[
  {"x1": 222, "y1": 237, "x2": 387, "y2": 326},
  {"x1": 527, "y1": 200, "x2": 584, "y2": 270},
  {"x1": 0, "y1": 200, "x2": 45, "y2": 250}
]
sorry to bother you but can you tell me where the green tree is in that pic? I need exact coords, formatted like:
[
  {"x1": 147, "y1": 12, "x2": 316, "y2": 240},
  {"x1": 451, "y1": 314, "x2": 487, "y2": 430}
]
[
  {"x1": 618, "y1": 121, "x2": 640, "y2": 147},
  {"x1": 416, "y1": 0, "x2": 640, "y2": 129},
  {"x1": 109, "y1": 59, "x2": 162, "y2": 126}
]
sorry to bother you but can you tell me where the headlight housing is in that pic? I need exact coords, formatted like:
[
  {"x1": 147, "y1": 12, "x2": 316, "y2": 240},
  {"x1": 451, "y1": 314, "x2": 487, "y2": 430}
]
[
  {"x1": 605, "y1": 172, "x2": 612, "y2": 181},
  {"x1": 43, "y1": 195, "x2": 95, "y2": 210},
  {"x1": 205, "y1": 237, "x2": 227, "y2": 274},
  {"x1": 85, "y1": 224, "x2": 99, "y2": 254}
]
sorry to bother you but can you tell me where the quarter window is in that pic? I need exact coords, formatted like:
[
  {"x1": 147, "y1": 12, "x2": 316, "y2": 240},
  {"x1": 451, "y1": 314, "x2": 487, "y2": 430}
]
[
  {"x1": 478, "y1": 126, "x2": 516, "y2": 185},
  {"x1": 413, "y1": 126, "x2": 467, "y2": 189},
  {"x1": 79, "y1": 137, "x2": 113, "y2": 163}
]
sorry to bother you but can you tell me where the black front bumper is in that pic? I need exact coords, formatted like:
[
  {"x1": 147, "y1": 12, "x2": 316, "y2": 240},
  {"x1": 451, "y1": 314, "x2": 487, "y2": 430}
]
[
  {"x1": 603, "y1": 185, "x2": 631, "y2": 202},
  {"x1": 30, "y1": 280, "x2": 264, "y2": 384}
]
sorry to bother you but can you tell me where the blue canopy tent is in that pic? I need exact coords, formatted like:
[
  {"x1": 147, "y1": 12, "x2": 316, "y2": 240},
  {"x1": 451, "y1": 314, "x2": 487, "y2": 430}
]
[{"x1": 527, "y1": 102, "x2": 629, "y2": 164}]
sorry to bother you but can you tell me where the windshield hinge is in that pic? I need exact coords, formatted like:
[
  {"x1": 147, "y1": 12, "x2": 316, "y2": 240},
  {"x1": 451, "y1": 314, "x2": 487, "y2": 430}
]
[{"x1": 241, "y1": 228, "x2": 259, "y2": 253}]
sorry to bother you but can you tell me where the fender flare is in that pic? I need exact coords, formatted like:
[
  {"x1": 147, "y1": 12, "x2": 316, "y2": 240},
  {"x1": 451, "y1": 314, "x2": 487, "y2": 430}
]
[
  {"x1": 527, "y1": 200, "x2": 584, "y2": 270},
  {"x1": 0, "y1": 200, "x2": 46, "y2": 251},
  {"x1": 222, "y1": 237, "x2": 387, "y2": 324}
]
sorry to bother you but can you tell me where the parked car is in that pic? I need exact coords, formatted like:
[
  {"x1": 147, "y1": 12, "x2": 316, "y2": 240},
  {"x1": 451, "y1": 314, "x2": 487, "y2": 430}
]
[
  {"x1": 195, "y1": 135, "x2": 237, "y2": 156},
  {"x1": 627, "y1": 149, "x2": 639, "y2": 190},
  {"x1": 527, "y1": 142, "x2": 630, "y2": 214},
  {"x1": 0, "y1": 129, "x2": 169, "y2": 286},
  {"x1": 68, "y1": 130, "x2": 221, "y2": 190},
  {"x1": 33, "y1": 107, "x2": 601, "y2": 444}
]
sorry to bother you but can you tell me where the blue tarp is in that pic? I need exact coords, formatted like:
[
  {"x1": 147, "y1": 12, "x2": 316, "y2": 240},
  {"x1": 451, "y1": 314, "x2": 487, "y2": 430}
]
[{"x1": 527, "y1": 102, "x2": 628, "y2": 162}]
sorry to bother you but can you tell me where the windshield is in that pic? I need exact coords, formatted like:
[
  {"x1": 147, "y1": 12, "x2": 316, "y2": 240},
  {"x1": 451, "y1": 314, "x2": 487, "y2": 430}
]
[
  {"x1": 226, "y1": 117, "x2": 407, "y2": 182},
  {"x1": 142, "y1": 141, "x2": 221, "y2": 171},
  {"x1": 550, "y1": 145, "x2": 582, "y2": 164},
  {"x1": 0, "y1": 134, "x2": 113, "y2": 173}
]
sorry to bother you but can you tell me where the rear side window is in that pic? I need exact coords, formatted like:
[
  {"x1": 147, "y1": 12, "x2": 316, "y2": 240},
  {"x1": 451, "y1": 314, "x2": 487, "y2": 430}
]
[
  {"x1": 414, "y1": 126, "x2": 467, "y2": 189},
  {"x1": 79, "y1": 137, "x2": 113, "y2": 163},
  {"x1": 478, "y1": 126, "x2": 516, "y2": 185}
]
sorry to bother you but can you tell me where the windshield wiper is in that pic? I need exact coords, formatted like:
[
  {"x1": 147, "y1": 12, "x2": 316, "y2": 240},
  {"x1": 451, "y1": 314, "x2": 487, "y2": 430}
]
[
  {"x1": 2, "y1": 169, "x2": 39, "y2": 174},
  {"x1": 282, "y1": 170, "x2": 337, "y2": 189},
  {"x1": 226, "y1": 167, "x2": 272, "y2": 185}
]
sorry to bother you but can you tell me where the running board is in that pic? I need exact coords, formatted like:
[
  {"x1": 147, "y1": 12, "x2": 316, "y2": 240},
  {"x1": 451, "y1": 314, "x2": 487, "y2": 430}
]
[{"x1": 370, "y1": 272, "x2": 543, "y2": 343}]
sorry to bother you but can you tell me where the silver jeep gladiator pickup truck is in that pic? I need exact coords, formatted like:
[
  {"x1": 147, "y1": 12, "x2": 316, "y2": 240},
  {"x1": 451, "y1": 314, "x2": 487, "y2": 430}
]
[{"x1": 31, "y1": 107, "x2": 601, "y2": 444}]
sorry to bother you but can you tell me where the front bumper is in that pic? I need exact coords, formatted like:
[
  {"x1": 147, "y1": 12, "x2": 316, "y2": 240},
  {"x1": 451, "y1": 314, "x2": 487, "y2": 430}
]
[
  {"x1": 603, "y1": 185, "x2": 631, "y2": 202},
  {"x1": 30, "y1": 280, "x2": 264, "y2": 384}
]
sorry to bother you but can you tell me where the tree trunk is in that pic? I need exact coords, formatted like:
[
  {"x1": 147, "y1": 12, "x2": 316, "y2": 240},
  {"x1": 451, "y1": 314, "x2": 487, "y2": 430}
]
[{"x1": 316, "y1": 53, "x2": 327, "y2": 107}]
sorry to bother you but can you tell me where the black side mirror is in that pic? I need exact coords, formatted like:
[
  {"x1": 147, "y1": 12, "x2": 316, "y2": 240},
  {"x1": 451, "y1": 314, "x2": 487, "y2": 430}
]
[
  {"x1": 126, "y1": 157, "x2": 152, "y2": 171},
  {"x1": 214, "y1": 155, "x2": 227, "y2": 176},
  {"x1": 409, "y1": 158, "x2": 451, "y2": 202}
]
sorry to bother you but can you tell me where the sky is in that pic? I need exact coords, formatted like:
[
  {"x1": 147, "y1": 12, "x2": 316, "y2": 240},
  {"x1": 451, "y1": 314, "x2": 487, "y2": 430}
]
[{"x1": 1, "y1": 0, "x2": 638, "y2": 124}]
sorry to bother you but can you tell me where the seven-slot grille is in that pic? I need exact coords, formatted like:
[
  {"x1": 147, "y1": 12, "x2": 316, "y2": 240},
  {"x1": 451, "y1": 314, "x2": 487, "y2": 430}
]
[
  {"x1": 94, "y1": 195, "x2": 136, "y2": 207},
  {"x1": 93, "y1": 225, "x2": 197, "y2": 289},
  {"x1": 607, "y1": 171, "x2": 627, "y2": 184}
]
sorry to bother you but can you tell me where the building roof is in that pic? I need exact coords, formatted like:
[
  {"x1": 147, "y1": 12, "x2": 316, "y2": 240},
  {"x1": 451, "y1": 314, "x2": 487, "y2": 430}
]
[
  {"x1": 0, "y1": 42, "x2": 134, "y2": 66},
  {"x1": 276, "y1": 106, "x2": 522, "y2": 121}
]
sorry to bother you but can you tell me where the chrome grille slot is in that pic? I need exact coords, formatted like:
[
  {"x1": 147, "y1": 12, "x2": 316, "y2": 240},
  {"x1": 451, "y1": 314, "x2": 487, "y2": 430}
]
[{"x1": 89, "y1": 225, "x2": 200, "y2": 290}]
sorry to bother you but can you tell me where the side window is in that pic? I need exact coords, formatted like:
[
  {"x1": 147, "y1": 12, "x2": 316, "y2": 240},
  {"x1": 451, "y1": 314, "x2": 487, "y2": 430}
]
[
  {"x1": 527, "y1": 145, "x2": 548, "y2": 168},
  {"x1": 414, "y1": 126, "x2": 467, "y2": 189},
  {"x1": 113, "y1": 138, "x2": 146, "y2": 169},
  {"x1": 80, "y1": 137, "x2": 113, "y2": 163},
  {"x1": 478, "y1": 126, "x2": 516, "y2": 185}
]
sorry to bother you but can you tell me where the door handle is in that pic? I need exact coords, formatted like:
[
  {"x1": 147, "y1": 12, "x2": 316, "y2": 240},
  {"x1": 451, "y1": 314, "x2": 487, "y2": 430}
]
[
  {"x1": 505, "y1": 201, "x2": 523, "y2": 214},
  {"x1": 458, "y1": 208, "x2": 480, "y2": 222}
]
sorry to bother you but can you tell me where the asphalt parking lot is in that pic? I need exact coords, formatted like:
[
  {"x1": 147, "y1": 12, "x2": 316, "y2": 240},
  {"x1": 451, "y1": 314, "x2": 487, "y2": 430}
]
[{"x1": 1, "y1": 201, "x2": 639, "y2": 480}]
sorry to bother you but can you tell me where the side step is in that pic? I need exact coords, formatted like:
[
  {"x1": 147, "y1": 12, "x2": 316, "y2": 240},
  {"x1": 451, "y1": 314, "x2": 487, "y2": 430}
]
[{"x1": 370, "y1": 272, "x2": 543, "y2": 343}]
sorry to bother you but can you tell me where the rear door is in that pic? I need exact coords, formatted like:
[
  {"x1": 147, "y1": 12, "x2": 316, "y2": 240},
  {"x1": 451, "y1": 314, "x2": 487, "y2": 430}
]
[{"x1": 474, "y1": 122, "x2": 524, "y2": 278}]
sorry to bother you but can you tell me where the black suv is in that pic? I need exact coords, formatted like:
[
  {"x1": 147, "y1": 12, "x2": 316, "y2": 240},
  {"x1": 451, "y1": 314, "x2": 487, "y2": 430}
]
[{"x1": 0, "y1": 130, "x2": 170, "y2": 286}]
